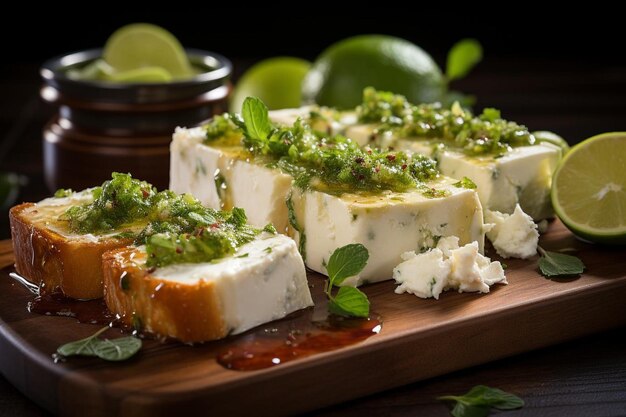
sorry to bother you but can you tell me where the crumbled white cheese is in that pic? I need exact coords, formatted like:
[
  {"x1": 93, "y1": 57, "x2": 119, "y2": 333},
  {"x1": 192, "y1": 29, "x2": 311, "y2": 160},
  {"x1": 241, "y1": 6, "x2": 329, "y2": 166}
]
[
  {"x1": 393, "y1": 249, "x2": 450, "y2": 299},
  {"x1": 393, "y1": 236, "x2": 506, "y2": 300},
  {"x1": 485, "y1": 204, "x2": 539, "y2": 259}
]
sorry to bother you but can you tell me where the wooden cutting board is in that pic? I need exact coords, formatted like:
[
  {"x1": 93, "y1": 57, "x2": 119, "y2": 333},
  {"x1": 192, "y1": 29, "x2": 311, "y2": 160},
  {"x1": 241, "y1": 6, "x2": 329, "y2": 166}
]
[{"x1": 1, "y1": 220, "x2": 625, "y2": 417}]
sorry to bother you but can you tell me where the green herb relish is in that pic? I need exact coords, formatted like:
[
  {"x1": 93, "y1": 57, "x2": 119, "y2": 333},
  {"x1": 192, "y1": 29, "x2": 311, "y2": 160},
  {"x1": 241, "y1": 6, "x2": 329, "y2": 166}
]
[
  {"x1": 60, "y1": 173, "x2": 272, "y2": 268},
  {"x1": 357, "y1": 87, "x2": 535, "y2": 156},
  {"x1": 202, "y1": 96, "x2": 439, "y2": 194}
]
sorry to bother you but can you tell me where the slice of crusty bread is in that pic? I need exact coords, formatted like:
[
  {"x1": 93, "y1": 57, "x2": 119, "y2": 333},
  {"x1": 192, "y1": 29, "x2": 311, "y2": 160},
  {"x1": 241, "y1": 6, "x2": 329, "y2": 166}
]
[
  {"x1": 9, "y1": 197, "x2": 133, "y2": 300},
  {"x1": 103, "y1": 234, "x2": 314, "y2": 343}
]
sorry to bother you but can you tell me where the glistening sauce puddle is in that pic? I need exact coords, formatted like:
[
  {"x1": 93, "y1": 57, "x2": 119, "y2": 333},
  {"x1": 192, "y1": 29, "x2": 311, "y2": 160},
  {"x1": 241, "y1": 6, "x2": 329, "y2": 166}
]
[
  {"x1": 7, "y1": 268, "x2": 382, "y2": 371},
  {"x1": 28, "y1": 293, "x2": 113, "y2": 325},
  {"x1": 216, "y1": 308, "x2": 381, "y2": 371}
]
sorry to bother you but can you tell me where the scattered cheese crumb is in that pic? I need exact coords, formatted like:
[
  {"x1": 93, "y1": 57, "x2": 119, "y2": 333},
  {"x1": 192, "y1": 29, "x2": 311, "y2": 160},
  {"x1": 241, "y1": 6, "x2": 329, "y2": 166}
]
[
  {"x1": 393, "y1": 236, "x2": 506, "y2": 300},
  {"x1": 485, "y1": 204, "x2": 539, "y2": 259}
]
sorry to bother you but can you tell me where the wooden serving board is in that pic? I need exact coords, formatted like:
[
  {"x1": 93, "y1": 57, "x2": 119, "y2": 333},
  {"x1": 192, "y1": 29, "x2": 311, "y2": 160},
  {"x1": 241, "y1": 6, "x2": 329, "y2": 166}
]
[{"x1": 1, "y1": 221, "x2": 625, "y2": 417}]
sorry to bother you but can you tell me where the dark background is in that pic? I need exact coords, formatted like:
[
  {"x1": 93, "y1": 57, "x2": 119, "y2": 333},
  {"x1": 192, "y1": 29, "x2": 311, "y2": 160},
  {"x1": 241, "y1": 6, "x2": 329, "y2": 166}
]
[{"x1": 1, "y1": 13, "x2": 625, "y2": 416}]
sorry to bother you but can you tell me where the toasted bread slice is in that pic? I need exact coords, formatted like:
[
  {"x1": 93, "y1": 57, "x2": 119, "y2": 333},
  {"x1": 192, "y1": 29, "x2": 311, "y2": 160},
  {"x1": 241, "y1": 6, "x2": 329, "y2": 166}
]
[
  {"x1": 103, "y1": 233, "x2": 313, "y2": 343},
  {"x1": 9, "y1": 193, "x2": 134, "y2": 299}
]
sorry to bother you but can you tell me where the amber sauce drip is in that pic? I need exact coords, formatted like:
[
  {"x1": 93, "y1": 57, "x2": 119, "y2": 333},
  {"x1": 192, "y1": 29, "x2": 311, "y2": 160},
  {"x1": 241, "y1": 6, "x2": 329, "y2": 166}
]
[
  {"x1": 28, "y1": 293, "x2": 114, "y2": 325},
  {"x1": 216, "y1": 299, "x2": 382, "y2": 371},
  {"x1": 8, "y1": 267, "x2": 382, "y2": 371}
]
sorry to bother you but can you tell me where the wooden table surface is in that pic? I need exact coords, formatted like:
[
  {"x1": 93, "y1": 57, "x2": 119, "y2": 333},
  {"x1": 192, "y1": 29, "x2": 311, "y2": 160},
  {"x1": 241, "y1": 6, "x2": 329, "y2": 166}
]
[{"x1": 1, "y1": 59, "x2": 625, "y2": 416}]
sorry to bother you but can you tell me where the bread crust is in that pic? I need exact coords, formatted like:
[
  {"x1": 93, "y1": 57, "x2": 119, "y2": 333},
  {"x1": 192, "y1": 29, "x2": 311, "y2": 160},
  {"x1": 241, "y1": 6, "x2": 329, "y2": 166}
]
[
  {"x1": 9, "y1": 203, "x2": 132, "y2": 299},
  {"x1": 102, "y1": 247, "x2": 228, "y2": 343}
]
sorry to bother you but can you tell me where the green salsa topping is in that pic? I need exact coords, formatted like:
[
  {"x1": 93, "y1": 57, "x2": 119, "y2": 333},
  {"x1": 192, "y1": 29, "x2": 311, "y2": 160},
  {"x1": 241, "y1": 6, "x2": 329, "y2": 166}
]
[
  {"x1": 60, "y1": 173, "x2": 272, "y2": 268},
  {"x1": 357, "y1": 87, "x2": 535, "y2": 156},
  {"x1": 144, "y1": 207, "x2": 264, "y2": 268},
  {"x1": 203, "y1": 96, "x2": 440, "y2": 194}
]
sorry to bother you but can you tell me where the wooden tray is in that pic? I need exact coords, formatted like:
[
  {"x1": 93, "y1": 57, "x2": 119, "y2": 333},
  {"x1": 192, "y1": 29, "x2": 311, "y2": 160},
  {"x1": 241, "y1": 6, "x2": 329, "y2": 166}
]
[{"x1": 1, "y1": 221, "x2": 625, "y2": 417}]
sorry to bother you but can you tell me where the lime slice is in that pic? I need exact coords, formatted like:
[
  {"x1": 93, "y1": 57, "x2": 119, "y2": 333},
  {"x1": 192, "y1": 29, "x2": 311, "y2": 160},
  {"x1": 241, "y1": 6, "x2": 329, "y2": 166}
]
[
  {"x1": 105, "y1": 66, "x2": 172, "y2": 83},
  {"x1": 103, "y1": 23, "x2": 192, "y2": 79},
  {"x1": 230, "y1": 57, "x2": 310, "y2": 112},
  {"x1": 551, "y1": 132, "x2": 626, "y2": 244},
  {"x1": 533, "y1": 130, "x2": 570, "y2": 154}
]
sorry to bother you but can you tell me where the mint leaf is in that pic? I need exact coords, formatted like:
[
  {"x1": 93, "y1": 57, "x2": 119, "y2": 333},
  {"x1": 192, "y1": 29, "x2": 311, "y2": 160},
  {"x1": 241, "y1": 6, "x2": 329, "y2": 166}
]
[
  {"x1": 439, "y1": 385, "x2": 524, "y2": 417},
  {"x1": 56, "y1": 327, "x2": 106, "y2": 357},
  {"x1": 57, "y1": 327, "x2": 142, "y2": 362},
  {"x1": 451, "y1": 403, "x2": 489, "y2": 417},
  {"x1": 538, "y1": 247, "x2": 585, "y2": 277},
  {"x1": 446, "y1": 39, "x2": 483, "y2": 81},
  {"x1": 241, "y1": 96, "x2": 271, "y2": 141},
  {"x1": 453, "y1": 176, "x2": 477, "y2": 190},
  {"x1": 323, "y1": 244, "x2": 371, "y2": 318},
  {"x1": 326, "y1": 243, "x2": 369, "y2": 286},
  {"x1": 92, "y1": 336, "x2": 142, "y2": 362},
  {"x1": 329, "y1": 286, "x2": 370, "y2": 318}
]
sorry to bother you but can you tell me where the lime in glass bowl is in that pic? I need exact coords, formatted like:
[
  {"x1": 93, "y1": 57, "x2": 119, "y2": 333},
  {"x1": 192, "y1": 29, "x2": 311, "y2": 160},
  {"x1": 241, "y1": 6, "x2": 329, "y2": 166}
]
[{"x1": 40, "y1": 24, "x2": 232, "y2": 191}]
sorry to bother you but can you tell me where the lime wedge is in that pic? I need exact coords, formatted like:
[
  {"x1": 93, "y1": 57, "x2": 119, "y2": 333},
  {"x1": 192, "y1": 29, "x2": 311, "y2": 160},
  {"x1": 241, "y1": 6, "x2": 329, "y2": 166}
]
[
  {"x1": 105, "y1": 66, "x2": 172, "y2": 83},
  {"x1": 551, "y1": 132, "x2": 626, "y2": 244},
  {"x1": 103, "y1": 23, "x2": 192, "y2": 79}
]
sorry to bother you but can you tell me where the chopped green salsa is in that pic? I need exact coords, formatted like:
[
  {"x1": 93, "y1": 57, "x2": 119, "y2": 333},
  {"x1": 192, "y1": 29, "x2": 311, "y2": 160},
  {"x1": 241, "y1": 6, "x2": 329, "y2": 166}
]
[
  {"x1": 203, "y1": 96, "x2": 440, "y2": 194},
  {"x1": 357, "y1": 87, "x2": 535, "y2": 156},
  {"x1": 59, "y1": 173, "x2": 272, "y2": 268}
]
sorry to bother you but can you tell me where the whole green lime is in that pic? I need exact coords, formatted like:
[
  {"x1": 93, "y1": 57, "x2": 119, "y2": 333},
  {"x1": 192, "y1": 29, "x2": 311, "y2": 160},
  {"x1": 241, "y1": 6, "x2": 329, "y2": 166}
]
[
  {"x1": 230, "y1": 57, "x2": 311, "y2": 112},
  {"x1": 302, "y1": 35, "x2": 446, "y2": 109}
]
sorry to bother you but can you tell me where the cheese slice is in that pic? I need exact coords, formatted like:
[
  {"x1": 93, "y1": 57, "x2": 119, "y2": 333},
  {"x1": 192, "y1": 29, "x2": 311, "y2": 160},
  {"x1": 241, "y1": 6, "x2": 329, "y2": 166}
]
[
  {"x1": 170, "y1": 127, "x2": 485, "y2": 285},
  {"x1": 103, "y1": 233, "x2": 313, "y2": 343}
]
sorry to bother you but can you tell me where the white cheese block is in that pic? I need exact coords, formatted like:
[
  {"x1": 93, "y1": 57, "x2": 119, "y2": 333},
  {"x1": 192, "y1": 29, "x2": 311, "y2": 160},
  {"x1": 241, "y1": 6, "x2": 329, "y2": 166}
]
[
  {"x1": 345, "y1": 125, "x2": 560, "y2": 220},
  {"x1": 170, "y1": 127, "x2": 485, "y2": 286},
  {"x1": 289, "y1": 179, "x2": 484, "y2": 286},
  {"x1": 170, "y1": 127, "x2": 293, "y2": 233},
  {"x1": 103, "y1": 233, "x2": 313, "y2": 342}
]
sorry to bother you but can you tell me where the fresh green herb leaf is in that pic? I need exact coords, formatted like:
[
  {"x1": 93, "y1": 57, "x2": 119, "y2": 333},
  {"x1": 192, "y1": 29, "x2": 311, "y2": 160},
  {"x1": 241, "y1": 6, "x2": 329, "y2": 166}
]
[
  {"x1": 264, "y1": 246, "x2": 272, "y2": 254},
  {"x1": 54, "y1": 188, "x2": 73, "y2": 198},
  {"x1": 446, "y1": 39, "x2": 483, "y2": 81},
  {"x1": 328, "y1": 286, "x2": 370, "y2": 318},
  {"x1": 92, "y1": 336, "x2": 142, "y2": 362},
  {"x1": 57, "y1": 327, "x2": 141, "y2": 362},
  {"x1": 241, "y1": 96, "x2": 272, "y2": 141},
  {"x1": 453, "y1": 177, "x2": 477, "y2": 189},
  {"x1": 263, "y1": 223, "x2": 277, "y2": 234},
  {"x1": 57, "y1": 327, "x2": 106, "y2": 358},
  {"x1": 438, "y1": 385, "x2": 524, "y2": 417},
  {"x1": 322, "y1": 244, "x2": 370, "y2": 318},
  {"x1": 326, "y1": 243, "x2": 369, "y2": 287},
  {"x1": 538, "y1": 246, "x2": 585, "y2": 277},
  {"x1": 481, "y1": 108, "x2": 501, "y2": 122},
  {"x1": 235, "y1": 253, "x2": 249, "y2": 258}
]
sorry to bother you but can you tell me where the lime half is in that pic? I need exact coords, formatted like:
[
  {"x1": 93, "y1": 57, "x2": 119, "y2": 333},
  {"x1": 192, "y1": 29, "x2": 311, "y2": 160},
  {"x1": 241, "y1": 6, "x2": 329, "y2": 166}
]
[
  {"x1": 552, "y1": 132, "x2": 626, "y2": 244},
  {"x1": 103, "y1": 23, "x2": 192, "y2": 79}
]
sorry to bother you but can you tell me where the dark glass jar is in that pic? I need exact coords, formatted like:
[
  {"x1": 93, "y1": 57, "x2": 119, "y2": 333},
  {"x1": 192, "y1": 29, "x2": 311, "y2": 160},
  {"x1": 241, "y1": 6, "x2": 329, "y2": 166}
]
[{"x1": 40, "y1": 48, "x2": 231, "y2": 191}]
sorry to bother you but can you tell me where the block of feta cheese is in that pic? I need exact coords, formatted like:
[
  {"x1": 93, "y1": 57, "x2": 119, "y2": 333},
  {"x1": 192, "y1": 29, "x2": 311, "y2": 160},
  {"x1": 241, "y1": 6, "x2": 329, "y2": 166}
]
[
  {"x1": 170, "y1": 127, "x2": 294, "y2": 233},
  {"x1": 9, "y1": 191, "x2": 138, "y2": 299},
  {"x1": 393, "y1": 236, "x2": 506, "y2": 299},
  {"x1": 289, "y1": 181, "x2": 484, "y2": 286},
  {"x1": 103, "y1": 233, "x2": 313, "y2": 343},
  {"x1": 485, "y1": 204, "x2": 539, "y2": 259},
  {"x1": 344, "y1": 123, "x2": 561, "y2": 220},
  {"x1": 170, "y1": 127, "x2": 485, "y2": 286}
]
